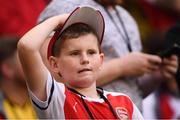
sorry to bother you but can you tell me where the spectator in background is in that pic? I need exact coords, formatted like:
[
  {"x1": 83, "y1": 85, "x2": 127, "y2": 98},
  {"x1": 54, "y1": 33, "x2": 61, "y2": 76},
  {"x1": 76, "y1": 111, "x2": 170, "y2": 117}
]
[
  {"x1": 38, "y1": 0, "x2": 178, "y2": 111},
  {"x1": 0, "y1": 37, "x2": 37, "y2": 119},
  {"x1": 143, "y1": 77, "x2": 180, "y2": 119},
  {"x1": 143, "y1": 22, "x2": 180, "y2": 119}
]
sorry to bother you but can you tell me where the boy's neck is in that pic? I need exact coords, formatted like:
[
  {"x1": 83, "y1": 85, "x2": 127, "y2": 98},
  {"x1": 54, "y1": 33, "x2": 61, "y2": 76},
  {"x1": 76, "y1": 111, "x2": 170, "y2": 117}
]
[{"x1": 70, "y1": 82, "x2": 100, "y2": 99}]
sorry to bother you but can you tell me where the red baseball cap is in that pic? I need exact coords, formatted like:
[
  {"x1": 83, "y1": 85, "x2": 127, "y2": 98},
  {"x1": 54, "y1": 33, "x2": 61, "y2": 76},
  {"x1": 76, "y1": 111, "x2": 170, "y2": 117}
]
[{"x1": 47, "y1": 6, "x2": 105, "y2": 59}]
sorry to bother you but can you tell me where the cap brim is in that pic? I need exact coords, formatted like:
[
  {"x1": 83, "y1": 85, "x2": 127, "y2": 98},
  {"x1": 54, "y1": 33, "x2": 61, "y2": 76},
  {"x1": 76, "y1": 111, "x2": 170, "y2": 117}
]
[{"x1": 47, "y1": 7, "x2": 105, "y2": 59}]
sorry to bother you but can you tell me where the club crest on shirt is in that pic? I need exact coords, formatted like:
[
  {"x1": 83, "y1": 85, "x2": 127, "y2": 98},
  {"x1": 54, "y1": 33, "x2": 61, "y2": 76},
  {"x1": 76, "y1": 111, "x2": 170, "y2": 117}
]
[{"x1": 115, "y1": 107, "x2": 129, "y2": 119}]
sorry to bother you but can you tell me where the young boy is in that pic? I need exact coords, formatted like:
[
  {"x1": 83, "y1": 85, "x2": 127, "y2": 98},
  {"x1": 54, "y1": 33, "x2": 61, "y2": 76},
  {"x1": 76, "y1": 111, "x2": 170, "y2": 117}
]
[{"x1": 18, "y1": 7, "x2": 144, "y2": 119}]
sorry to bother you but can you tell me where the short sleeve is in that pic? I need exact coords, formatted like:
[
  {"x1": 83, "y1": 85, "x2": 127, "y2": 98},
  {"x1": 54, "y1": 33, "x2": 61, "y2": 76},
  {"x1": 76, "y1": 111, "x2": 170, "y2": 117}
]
[{"x1": 28, "y1": 71, "x2": 66, "y2": 119}]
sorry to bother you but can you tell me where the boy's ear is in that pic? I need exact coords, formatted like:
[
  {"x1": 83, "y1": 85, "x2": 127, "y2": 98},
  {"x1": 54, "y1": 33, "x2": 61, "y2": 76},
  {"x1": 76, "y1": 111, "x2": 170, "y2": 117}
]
[
  {"x1": 99, "y1": 53, "x2": 104, "y2": 66},
  {"x1": 48, "y1": 56, "x2": 60, "y2": 73}
]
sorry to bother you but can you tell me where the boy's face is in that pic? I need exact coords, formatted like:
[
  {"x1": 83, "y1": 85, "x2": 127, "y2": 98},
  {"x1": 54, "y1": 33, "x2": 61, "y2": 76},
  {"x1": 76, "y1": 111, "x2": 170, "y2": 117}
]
[{"x1": 50, "y1": 33, "x2": 104, "y2": 88}]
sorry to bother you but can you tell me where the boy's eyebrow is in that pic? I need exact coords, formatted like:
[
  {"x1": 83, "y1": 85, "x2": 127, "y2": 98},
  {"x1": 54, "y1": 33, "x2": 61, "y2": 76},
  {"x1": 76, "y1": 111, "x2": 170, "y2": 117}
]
[
  {"x1": 68, "y1": 49, "x2": 80, "y2": 52},
  {"x1": 66, "y1": 48, "x2": 98, "y2": 52},
  {"x1": 87, "y1": 48, "x2": 98, "y2": 51}
]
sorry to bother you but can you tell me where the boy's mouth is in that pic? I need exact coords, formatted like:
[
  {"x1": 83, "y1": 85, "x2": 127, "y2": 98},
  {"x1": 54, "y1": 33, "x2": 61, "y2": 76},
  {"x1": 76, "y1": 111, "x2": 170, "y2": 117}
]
[{"x1": 78, "y1": 68, "x2": 92, "y2": 73}]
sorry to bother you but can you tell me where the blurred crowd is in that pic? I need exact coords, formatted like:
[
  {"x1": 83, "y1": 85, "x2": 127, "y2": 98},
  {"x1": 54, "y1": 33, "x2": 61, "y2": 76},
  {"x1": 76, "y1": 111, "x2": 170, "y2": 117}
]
[{"x1": 0, "y1": 0, "x2": 179, "y2": 119}]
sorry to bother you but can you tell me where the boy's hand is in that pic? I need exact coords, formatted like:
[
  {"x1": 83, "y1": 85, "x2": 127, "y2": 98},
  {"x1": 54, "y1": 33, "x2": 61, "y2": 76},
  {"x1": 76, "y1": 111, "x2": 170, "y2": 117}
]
[{"x1": 53, "y1": 14, "x2": 70, "y2": 30}]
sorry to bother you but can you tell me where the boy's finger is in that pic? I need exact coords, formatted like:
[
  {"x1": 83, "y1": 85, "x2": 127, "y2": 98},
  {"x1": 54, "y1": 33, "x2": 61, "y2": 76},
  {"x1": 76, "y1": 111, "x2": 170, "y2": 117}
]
[{"x1": 54, "y1": 14, "x2": 70, "y2": 30}]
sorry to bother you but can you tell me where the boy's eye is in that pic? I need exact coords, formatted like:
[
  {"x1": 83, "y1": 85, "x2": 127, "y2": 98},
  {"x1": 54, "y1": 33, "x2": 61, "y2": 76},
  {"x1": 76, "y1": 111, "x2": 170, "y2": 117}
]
[
  {"x1": 70, "y1": 51, "x2": 79, "y2": 56},
  {"x1": 88, "y1": 50, "x2": 97, "y2": 55}
]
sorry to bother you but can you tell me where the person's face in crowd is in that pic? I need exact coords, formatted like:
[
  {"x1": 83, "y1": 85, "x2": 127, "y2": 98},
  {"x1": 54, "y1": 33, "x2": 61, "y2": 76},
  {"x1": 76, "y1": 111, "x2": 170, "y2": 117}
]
[
  {"x1": 50, "y1": 33, "x2": 104, "y2": 88},
  {"x1": 2, "y1": 51, "x2": 25, "y2": 84}
]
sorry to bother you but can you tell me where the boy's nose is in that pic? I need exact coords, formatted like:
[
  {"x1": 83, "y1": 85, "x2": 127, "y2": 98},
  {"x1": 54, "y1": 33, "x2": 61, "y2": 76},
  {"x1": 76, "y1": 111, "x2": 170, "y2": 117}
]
[{"x1": 80, "y1": 54, "x2": 89, "y2": 65}]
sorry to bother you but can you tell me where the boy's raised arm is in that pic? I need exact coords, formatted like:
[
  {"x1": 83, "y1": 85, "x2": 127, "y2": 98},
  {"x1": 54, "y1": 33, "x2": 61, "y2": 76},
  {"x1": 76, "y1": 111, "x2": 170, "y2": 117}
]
[{"x1": 17, "y1": 14, "x2": 68, "y2": 100}]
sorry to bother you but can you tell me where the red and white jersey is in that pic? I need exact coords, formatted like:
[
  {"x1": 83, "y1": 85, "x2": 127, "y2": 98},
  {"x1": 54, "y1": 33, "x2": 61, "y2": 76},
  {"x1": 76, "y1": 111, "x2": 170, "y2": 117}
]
[{"x1": 28, "y1": 72, "x2": 144, "y2": 119}]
